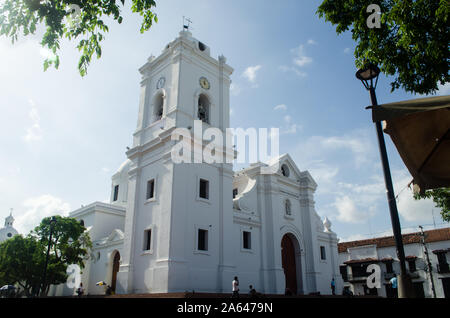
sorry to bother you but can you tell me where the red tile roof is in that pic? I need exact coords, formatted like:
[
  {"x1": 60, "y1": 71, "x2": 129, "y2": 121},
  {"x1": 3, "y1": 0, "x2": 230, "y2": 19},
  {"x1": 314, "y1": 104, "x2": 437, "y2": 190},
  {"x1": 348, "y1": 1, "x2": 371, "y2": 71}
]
[
  {"x1": 343, "y1": 258, "x2": 379, "y2": 265},
  {"x1": 338, "y1": 227, "x2": 450, "y2": 253}
]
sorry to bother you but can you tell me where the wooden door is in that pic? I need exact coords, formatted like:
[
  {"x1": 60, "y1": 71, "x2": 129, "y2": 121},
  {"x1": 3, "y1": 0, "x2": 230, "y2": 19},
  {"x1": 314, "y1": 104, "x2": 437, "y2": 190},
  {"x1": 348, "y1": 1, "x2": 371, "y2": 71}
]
[
  {"x1": 281, "y1": 235, "x2": 297, "y2": 295},
  {"x1": 111, "y1": 252, "x2": 120, "y2": 292}
]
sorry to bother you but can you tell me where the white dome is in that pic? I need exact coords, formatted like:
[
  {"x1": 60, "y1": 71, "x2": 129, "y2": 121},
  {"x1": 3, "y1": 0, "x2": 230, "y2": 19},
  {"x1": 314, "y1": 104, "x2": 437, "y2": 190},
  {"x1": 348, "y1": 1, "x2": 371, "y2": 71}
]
[{"x1": 116, "y1": 159, "x2": 131, "y2": 175}]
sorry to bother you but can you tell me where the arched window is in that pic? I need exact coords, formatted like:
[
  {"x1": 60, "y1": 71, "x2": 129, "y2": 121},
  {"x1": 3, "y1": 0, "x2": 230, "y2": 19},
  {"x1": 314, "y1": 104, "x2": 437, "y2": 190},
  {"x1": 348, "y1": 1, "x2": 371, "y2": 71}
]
[
  {"x1": 198, "y1": 94, "x2": 210, "y2": 124},
  {"x1": 281, "y1": 164, "x2": 290, "y2": 177},
  {"x1": 153, "y1": 93, "x2": 164, "y2": 122},
  {"x1": 285, "y1": 199, "x2": 291, "y2": 216}
]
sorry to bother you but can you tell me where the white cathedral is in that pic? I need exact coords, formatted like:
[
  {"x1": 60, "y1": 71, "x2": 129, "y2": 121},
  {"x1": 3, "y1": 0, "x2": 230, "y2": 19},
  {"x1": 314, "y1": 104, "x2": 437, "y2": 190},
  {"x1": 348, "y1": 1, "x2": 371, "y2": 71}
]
[{"x1": 49, "y1": 30, "x2": 342, "y2": 296}]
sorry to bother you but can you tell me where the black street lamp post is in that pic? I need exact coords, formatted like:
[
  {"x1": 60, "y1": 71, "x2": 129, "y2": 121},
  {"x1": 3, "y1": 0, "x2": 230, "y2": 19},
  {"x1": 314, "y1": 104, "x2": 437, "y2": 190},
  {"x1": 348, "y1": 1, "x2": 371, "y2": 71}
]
[
  {"x1": 39, "y1": 216, "x2": 57, "y2": 297},
  {"x1": 356, "y1": 64, "x2": 413, "y2": 298}
]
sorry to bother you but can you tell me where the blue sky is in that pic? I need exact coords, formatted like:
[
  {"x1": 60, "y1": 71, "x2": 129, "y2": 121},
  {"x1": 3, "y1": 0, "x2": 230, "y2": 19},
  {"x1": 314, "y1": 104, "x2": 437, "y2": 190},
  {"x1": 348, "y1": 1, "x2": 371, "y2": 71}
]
[{"x1": 0, "y1": 0, "x2": 448, "y2": 240}]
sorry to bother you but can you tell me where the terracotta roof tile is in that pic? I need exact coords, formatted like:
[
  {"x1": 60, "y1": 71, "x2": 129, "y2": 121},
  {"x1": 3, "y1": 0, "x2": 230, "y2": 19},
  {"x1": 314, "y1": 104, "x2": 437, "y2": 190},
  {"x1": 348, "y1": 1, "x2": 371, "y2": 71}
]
[{"x1": 338, "y1": 227, "x2": 450, "y2": 253}]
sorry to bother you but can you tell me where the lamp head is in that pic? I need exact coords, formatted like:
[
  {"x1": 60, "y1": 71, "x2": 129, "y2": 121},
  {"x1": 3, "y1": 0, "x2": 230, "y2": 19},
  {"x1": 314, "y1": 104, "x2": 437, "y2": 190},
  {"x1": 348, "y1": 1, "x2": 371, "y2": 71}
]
[{"x1": 356, "y1": 63, "x2": 380, "y2": 90}]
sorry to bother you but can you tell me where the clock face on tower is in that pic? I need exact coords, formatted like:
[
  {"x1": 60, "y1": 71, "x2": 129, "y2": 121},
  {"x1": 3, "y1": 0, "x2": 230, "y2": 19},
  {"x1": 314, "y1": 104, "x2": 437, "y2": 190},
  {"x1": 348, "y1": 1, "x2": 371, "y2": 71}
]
[
  {"x1": 156, "y1": 77, "x2": 165, "y2": 89},
  {"x1": 199, "y1": 77, "x2": 210, "y2": 90}
]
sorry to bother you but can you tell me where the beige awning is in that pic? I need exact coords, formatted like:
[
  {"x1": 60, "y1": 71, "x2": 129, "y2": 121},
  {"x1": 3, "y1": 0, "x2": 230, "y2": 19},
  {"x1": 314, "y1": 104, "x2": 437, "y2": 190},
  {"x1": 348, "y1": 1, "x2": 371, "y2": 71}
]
[{"x1": 368, "y1": 95, "x2": 450, "y2": 193}]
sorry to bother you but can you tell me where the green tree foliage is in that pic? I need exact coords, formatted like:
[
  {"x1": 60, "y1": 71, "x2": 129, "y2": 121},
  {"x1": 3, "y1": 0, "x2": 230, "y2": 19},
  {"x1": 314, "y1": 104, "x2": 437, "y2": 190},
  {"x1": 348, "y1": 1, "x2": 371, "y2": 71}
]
[
  {"x1": 31, "y1": 215, "x2": 92, "y2": 295},
  {"x1": 414, "y1": 188, "x2": 450, "y2": 222},
  {"x1": 317, "y1": 0, "x2": 449, "y2": 95},
  {"x1": 0, "y1": 215, "x2": 91, "y2": 297},
  {"x1": 0, "y1": 0, "x2": 158, "y2": 76},
  {"x1": 0, "y1": 235, "x2": 45, "y2": 297}
]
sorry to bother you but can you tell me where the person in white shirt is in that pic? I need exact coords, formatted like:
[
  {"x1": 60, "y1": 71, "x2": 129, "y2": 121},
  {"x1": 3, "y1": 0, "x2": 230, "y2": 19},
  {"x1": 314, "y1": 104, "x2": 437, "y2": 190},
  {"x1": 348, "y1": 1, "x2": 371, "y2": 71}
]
[{"x1": 232, "y1": 276, "x2": 239, "y2": 298}]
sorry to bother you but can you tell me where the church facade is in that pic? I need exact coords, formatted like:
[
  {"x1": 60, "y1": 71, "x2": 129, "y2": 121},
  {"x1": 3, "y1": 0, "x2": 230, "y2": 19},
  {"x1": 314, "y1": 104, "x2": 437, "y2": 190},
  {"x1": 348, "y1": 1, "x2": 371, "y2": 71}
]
[{"x1": 50, "y1": 30, "x2": 342, "y2": 296}]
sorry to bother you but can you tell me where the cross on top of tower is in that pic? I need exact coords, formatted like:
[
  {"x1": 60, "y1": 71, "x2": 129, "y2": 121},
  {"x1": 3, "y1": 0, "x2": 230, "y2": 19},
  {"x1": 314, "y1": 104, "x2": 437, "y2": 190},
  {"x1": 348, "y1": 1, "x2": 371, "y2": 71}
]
[{"x1": 183, "y1": 16, "x2": 192, "y2": 31}]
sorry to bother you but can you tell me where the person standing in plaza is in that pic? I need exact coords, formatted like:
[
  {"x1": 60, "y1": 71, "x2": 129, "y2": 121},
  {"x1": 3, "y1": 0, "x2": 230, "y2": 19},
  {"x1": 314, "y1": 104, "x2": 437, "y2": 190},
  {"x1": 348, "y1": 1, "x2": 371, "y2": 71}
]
[
  {"x1": 331, "y1": 278, "x2": 336, "y2": 295},
  {"x1": 232, "y1": 276, "x2": 239, "y2": 298}
]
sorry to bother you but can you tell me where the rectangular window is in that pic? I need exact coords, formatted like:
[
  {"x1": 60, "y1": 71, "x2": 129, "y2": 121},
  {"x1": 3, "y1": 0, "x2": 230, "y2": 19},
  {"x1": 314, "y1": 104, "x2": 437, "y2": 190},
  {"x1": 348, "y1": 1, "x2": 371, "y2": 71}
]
[
  {"x1": 144, "y1": 229, "x2": 152, "y2": 251},
  {"x1": 233, "y1": 188, "x2": 238, "y2": 199},
  {"x1": 320, "y1": 246, "x2": 326, "y2": 260},
  {"x1": 437, "y1": 252, "x2": 448, "y2": 266},
  {"x1": 386, "y1": 262, "x2": 393, "y2": 273},
  {"x1": 113, "y1": 185, "x2": 119, "y2": 201},
  {"x1": 146, "y1": 179, "x2": 155, "y2": 200},
  {"x1": 243, "y1": 231, "x2": 251, "y2": 249},
  {"x1": 199, "y1": 179, "x2": 209, "y2": 199},
  {"x1": 408, "y1": 259, "x2": 416, "y2": 272},
  {"x1": 340, "y1": 265, "x2": 348, "y2": 282},
  {"x1": 198, "y1": 229, "x2": 208, "y2": 251}
]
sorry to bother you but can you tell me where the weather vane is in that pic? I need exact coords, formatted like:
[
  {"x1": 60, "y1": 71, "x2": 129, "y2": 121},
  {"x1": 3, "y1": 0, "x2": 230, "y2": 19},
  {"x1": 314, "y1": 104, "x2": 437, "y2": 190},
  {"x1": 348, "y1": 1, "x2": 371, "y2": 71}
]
[{"x1": 183, "y1": 16, "x2": 192, "y2": 31}]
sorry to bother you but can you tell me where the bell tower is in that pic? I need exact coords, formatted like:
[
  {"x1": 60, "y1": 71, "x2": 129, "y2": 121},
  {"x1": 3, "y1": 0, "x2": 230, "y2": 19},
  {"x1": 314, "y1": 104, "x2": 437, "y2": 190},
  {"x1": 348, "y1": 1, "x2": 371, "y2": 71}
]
[
  {"x1": 117, "y1": 29, "x2": 236, "y2": 294},
  {"x1": 131, "y1": 29, "x2": 233, "y2": 149}
]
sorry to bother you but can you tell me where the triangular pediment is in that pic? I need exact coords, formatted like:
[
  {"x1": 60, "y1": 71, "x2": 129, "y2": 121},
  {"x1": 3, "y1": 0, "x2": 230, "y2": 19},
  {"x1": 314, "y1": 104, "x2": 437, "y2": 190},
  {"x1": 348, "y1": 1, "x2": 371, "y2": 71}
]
[
  {"x1": 266, "y1": 154, "x2": 301, "y2": 180},
  {"x1": 265, "y1": 153, "x2": 317, "y2": 189}
]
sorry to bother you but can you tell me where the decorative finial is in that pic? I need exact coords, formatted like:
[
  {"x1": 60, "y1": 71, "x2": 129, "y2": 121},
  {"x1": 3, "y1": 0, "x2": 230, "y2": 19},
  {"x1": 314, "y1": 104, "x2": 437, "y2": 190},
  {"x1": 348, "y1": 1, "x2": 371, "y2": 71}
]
[
  {"x1": 323, "y1": 217, "x2": 332, "y2": 232},
  {"x1": 219, "y1": 54, "x2": 226, "y2": 63}
]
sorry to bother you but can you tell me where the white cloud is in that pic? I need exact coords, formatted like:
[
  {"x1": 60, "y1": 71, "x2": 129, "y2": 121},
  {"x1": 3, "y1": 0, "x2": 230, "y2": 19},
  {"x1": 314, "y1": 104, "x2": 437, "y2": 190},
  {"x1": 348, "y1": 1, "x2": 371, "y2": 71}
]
[
  {"x1": 278, "y1": 65, "x2": 307, "y2": 77},
  {"x1": 334, "y1": 195, "x2": 367, "y2": 224},
  {"x1": 230, "y1": 83, "x2": 241, "y2": 96},
  {"x1": 291, "y1": 129, "x2": 376, "y2": 187},
  {"x1": 317, "y1": 133, "x2": 373, "y2": 168},
  {"x1": 23, "y1": 99, "x2": 43, "y2": 142},
  {"x1": 291, "y1": 45, "x2": 313, "y2": 68},
  {"x1": 344, "y1": 47, "x2": 351, "y2": 54},
  {"x1": 437, "y1": 82, "x2": 450, "y2": 96},
  {"x1": 14, "y1": 194, "x2": 71, "y2": 234},
  {"x1": 394, "y1": 173, "x2": 437, "y2": 223},
  {"x1": 282, "y1": 124, "x2": 301, "y2": 135},
  {"x1": 339, "y1": 229, "x2": 394, "y2": 242},
  {"x1": 280, "y1": 114, "x2": 302, "y2": 135},
  {"x1": 309, "y1": 162, "x2": 339, "y2": 185},
  {"x1": 242, "y1": 65, "x2": 261, "y2": 84},
  {"x1": 274, "y1": 104, "x2": 287, "y2": 111},
  {"x1": 339, "y1": 233, "x2": 371, "y2": 242},
  {"x1": 279, "y1": 42, "x2": 313, "y2": 77}
]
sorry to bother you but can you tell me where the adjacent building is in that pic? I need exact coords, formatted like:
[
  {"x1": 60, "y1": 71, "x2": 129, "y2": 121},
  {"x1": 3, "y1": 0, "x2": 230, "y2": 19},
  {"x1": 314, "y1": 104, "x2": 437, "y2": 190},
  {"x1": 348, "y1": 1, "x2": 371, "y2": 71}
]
[{"x1": 338, "y1": 227, "x2": 450, "y2": 298}]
